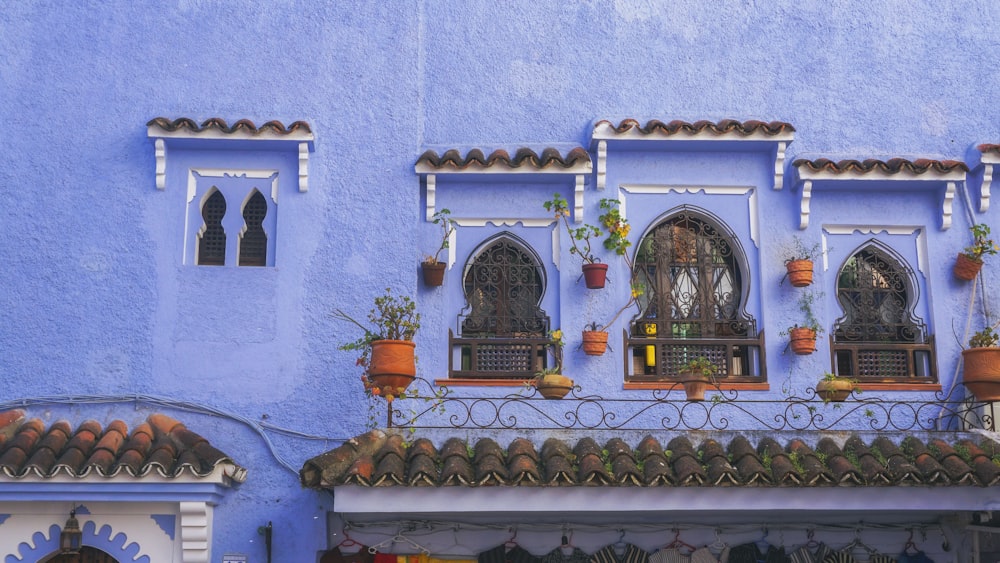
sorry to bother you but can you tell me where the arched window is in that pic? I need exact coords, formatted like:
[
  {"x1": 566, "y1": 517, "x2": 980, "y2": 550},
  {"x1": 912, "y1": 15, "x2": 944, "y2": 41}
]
[
  {"x1": 239, "y1": 189, "x2": 268, "y2": 267},
  {"x1": 628, "y1": 209, "x2": 762, "y2": 381},
  {"x1": 197, "y1": 189, "x2": 227, "y2": 266},
  {"x1": 450, "y1": 235, "x2": 550, "y2": 379},
  {"x1": 833, "y1": 243, "x2": 934, "y2": 381}
]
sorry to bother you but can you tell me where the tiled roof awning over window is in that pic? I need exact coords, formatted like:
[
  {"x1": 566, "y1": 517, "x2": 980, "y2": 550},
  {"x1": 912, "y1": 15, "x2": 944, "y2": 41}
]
[{"x1": 301, "y1": 430, "x2": 1000, "y2": 520}]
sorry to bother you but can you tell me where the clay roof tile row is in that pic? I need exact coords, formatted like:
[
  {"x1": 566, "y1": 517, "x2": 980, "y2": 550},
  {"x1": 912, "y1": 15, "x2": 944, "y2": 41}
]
[
  {"x1": 415, "y1": 147, "x2": 591, "y2": 171},
  {"x1": 147, "y1": 116, "x2": 312, "y2": 136},
  {"x1": 0, "y1": 410, "x2": 243, "y2": 480},
  {"x1": 301, "y1": 431, "x2": 1000, "y2": 490},
  {"x1": 595, "y1": 118, "x2": 796, "y2": 137},
  {"x1": 793, "y1": 157, "x2": 969, "y2": 175}
]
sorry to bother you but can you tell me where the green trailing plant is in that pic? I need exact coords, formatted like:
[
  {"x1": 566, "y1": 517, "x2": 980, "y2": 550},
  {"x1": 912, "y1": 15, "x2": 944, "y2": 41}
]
[
  {"x1": 784, "y1": 236, "x2": 823, "y2": 263},
  {"x1": 678, "y1": 356, "x2": 718, "y2": 381},
  {"x1": 591, "y1": 198, "x2": 646, "y2": 331},
  {"x1": 544, "y1": 194, "x2": 602, "y2": 264},
  {"x1": 534, "y1": 329, "x2": 565, "y2": 376},
  {"x1": 424, "y1": 208, "x2": 458, "y2": 264},
  {"x1": 782, "y1": 290, "x2": 825, "y2": 335},
  {"x1": 962, "y1": 223, "x2": 999, "y2": 263}
]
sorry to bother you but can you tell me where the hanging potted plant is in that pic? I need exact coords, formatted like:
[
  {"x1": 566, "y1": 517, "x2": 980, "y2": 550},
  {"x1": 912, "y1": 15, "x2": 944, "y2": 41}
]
[
  {"x1": 782, "y1": 236, "x2": 822, "y2": 287},
  {"x1": 581, "y1": 198, "x2": 643, "y2": 356},
  {"x1": 677, "y1": 357, "x2": 717, "y2": 401},
  {"x1": 421, "y1": 208, "x2": 458, "y2": 287},
  {"x1": 334, "y1": 288, "x2": 421, "y2": 399},
  {"x1": 544, "y1": 193, "x2": 607, "y2": 288},
  {"x1": 533, "y1": 330, "x2": 575, "y2": 399},
  {"x1": 962, "y1": 324, "x2": 1000, "y2": 401},
  {"x1": 782, "y1": 290, "x2": 823, "y2": 355},
  {"x1": 954, "y1": 223, "x2": 998, "y2": 281},
  {"x1": 815, "y1": 372, "x2": 856, "y2": 402}
]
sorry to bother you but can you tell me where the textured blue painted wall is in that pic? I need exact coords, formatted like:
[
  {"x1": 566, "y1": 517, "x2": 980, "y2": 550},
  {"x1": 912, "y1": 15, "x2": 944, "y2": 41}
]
[{"x1": 2, "y1": 0, "x2": 999, "y2": 559}]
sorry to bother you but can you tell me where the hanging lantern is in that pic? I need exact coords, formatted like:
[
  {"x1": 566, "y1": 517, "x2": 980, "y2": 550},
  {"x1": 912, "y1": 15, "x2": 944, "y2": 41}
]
[{"x1": 60, "y1": 508, "x2": 82, "y2": 553}]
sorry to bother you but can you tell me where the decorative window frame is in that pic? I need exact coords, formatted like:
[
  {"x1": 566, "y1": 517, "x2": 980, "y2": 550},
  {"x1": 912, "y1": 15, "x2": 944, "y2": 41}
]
[
  {"x1": 820, "y1": 224, "x2": 939, "y2": 388},
  {"x1": 971, "y1": 144, "x2": 1000, "y2": 212},
  {"x1": 147, "y1": 118, "x2": 314, "y2": 268}
]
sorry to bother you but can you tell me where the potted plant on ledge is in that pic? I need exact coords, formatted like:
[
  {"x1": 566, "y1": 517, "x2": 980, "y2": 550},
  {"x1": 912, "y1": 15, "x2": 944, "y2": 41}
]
[
  {"x1": 533, "y1": 330, "x2": 575, "y2": 399},
  {"x1": 816, "y1": 372, "x2": 856, "y2": 403},
  {"x1": 544, "y1": 193, "x2": 607, "y2": 288},
  {"x1": 954, "y1": 223, "x2": 998, "y2": 281},
  {"x1": 334, "y1": 288, "x2": 421, "y2": 399},
  {"x1": 677, "y1": 357, "x2": 717, "y2": 401},
  {"x1": 421, "y1": 208, "x2": 458, "y2": 287},
  {"x1": 962, "y1": 323, "x2": 1000, "y2": 401}
]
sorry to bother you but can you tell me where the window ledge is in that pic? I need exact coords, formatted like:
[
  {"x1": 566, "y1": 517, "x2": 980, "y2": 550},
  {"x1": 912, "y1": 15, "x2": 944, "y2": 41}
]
[
  {"x1": 436, "y1": 378, "x2": 531, "y2": 387},
  {"x1": 624, "y1": 382, "x2": 769, "y2": 392},
  {"x1": 854, "y1": 383, "x2": 942, "y2": 392}
]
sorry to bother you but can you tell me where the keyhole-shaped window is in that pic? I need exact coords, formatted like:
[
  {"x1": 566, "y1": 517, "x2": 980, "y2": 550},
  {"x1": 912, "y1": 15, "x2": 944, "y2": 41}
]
[
  {"x1": 239, "y1": 190, "x2": 268, "y2": 267},
  {"x1": 461, "y1": 236, "x2": 548, "y2": 337},
  {"x1": 198, "y1": 189, "x2": 227, "y2": 266}
]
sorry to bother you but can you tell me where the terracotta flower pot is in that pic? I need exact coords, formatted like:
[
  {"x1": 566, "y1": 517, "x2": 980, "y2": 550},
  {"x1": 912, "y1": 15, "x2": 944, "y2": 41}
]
[
  {"x1": 954, "y1": 253, "x2": 983, "y2": 281},
  {"x1": 678, "y1": 370, "x2": 710, "y2": 401},
  {"x1": 368, "y1": 340, "x2": 416, "y2": 395},
  {"x1": 536, "y1": 373, "x2": 574, "y2": 399},
  {"x1": 421, "y1": 261, "x2": 446, "y2": 286},
  {"x1": 581, "y1": 263, "x2": 609, "y2": 289},
  {"x1": 789, "y1": 327, "x2": 817, "y2": 355},
  {"x1": 816, "y1": 378, "x2": 854, "y2": 402},
  {"x1": 962, "y1": 347, "x2": 1000, "y2": 401},
  {"x1": 785, "y1": 259, "x2": 814, "y2": 287},
  {"x1": 582, "y1": 330, "x2": 608, "y2": 356}
]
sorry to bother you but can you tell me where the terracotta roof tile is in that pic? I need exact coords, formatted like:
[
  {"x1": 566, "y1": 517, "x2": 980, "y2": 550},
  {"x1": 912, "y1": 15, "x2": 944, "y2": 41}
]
[
  {"x1": 977, "y1": 144, "x2": 1000, "y2": 155},
  {"x1": 595, "y1": 118, "x2": 795, "y2": 137},
  {"x1": 147, "y1": 117, "x2": 312, "y2": 136},
  {"x1": 416, "y1": 147, "x2": 591, "y2": 171},
  {"x1": 0, "y1": 412, "x2": 243, "y2": 481},
  {"x1": 302, "y1": 431, "x2": 1000, "y2": 490},
  {"x1": 793, "y1": 157, "x2": 968, "y2": 175}
]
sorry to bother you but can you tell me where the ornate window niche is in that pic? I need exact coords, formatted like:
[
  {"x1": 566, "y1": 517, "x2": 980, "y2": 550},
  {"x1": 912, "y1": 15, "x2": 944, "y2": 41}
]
[
  {"x1": 590, "y1": 118, "x2": 795, "y2": 191},
  {"x1": 793, "y1": 158, "x2": 968, "y2": 230},
  {"x1": 625, "y1": 208, "x2": 764, "y2": 384},
  {"x1": 448, "y1": 234, "x2": 552, "y2": 382},
  {"x1": 830, "y1": 240, "x2": 936, "y2": 383}
]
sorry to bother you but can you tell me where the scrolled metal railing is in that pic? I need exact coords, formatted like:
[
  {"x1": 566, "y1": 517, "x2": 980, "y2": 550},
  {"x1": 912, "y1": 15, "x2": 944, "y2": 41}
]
[{"x1": 386, "y1": 378, "x2": 995, "y2": 433}]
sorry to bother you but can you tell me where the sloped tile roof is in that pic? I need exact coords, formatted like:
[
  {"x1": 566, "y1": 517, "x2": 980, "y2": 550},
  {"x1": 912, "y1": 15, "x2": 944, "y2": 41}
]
[
  {"x1": 793, "y1": 158, "x2": 969, "y2": 175},
  {"x1": 594, "y1": 119, "x2": 796, "y2": 137},
  {"x1": 300, "y1": 430, "x2": 1000, "y2": 489},
  {"x1": 147, "y1": 117, "x2": 312, "y2": 135},
  {"x1": 978, "y1": 144, "x2": 1000, "y2": 155},
  {"x1": 0, "y1": 410, "x2": 244, "y2": 480},
  {"x1": 415, "y1": 147, "x2": 591, "y2": 171}
]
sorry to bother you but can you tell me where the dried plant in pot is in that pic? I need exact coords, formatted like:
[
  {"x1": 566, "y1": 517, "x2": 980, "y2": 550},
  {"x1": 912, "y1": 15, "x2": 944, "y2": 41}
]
[
  {"x1": 421, "y1": 208, "x2": 458, "y2": 287},
  {"x1": 962, "y1": 324, "x2": 1000, "y2": 401},
  {"x1": 334, "y1": 288, "x2": 421, "y2": 399},
  {"x1": 954, "y1": 223, "x2": 998, "y2": 281}
]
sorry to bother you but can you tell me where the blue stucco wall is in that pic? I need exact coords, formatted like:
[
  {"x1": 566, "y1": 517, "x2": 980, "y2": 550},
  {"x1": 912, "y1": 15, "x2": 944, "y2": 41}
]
[{"x1": 2, "y1": 1, "x2": 1000, "y2": 559}]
